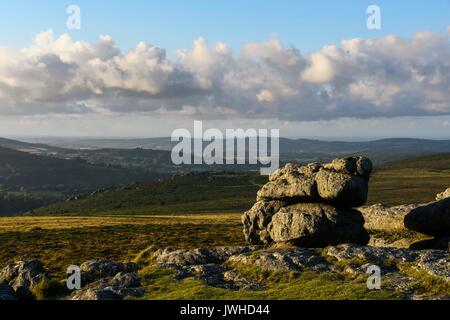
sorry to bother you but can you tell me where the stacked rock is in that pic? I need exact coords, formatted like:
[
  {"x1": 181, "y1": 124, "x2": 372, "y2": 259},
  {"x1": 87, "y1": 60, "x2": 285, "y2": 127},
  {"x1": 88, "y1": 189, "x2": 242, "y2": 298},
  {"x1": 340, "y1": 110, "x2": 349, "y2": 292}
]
[{"x1": 242, "y1": 157, "x2": 373, "y2": 247}]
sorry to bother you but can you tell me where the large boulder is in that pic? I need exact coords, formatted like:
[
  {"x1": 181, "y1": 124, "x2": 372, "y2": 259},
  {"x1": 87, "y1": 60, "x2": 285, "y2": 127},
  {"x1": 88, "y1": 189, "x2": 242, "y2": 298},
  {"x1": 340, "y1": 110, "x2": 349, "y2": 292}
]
[
  {"x1": 257, "y1": 157, "x2": 372, "y2": 207},
  {"x1": 360, "y1": 203, "x2": 420, "y2": 232},
  {"x1": 242, "y1": 200, "x2": 287, "y2": 244},
  {"x1": 257, "y1": 163, "x2": 321, "y2": 203},
  {"x1": 267, "y1": 203, "x2": 370, "y2": 247},
  {"x1": 404, "y1": 198, "x2": 450, "y2": 237},
  {"x1": 315, "y1": 169, "x2": 368, "y2": 207},
  {"x1": 244, "y1": 158, "x2": 373, "y2": 246}
]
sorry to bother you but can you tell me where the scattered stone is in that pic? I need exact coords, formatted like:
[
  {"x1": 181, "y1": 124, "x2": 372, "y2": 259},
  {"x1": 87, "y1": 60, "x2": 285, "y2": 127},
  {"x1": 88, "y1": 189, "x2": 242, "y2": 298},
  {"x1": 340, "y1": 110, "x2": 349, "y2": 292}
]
[
  {"x1": 71, "y1": 288, "x2": 123, "y2": 301},
  {"x1": 416, "y1": 250, "x2": 450, "y2": 281},
  {"x1": 110, "y1": 272, "x2": 141, "y2": 289},
  {"x1": 404, "y1": 198, "x2": 450, "y2": 237},
  {"x1": 153, "y1": 247, "x2": 256, "y2": 267},
  {"x1": 71, "y1": 271, "x2": 144, "y2": 300},
  {"x1": 68, "y1": 259, "x2": 144, "y2": 300},
  {"x1": 325, "y1": 243, "x2": 419, "y2": 264},
  {"x1": 228, "y1": 247, "x2": 330, "y2": 273},
  {"x1": 267, "y1": 203, "x2": 369, "y2": 247},
  {"x1": 324, "y1": 243, "x2": 449, "y2": 282},
  {"x1": 223, "y1": 270, "x2": 263, "y2": 291},
  {"x1": 80, "y1": 259, "x2": 139, "y2": 284},
  {"x1": 151, "y1": 244, "x2": 449, "y2": 298},
  {"x1": 0, "y1": 260, "x2": 49, "y2": 300}
]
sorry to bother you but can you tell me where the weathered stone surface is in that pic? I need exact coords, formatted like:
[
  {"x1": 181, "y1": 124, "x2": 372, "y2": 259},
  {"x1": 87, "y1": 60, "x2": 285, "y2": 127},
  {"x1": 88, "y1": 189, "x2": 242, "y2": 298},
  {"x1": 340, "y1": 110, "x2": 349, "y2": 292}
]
[
  {"x1": 360, "y1": 203, "x2": 420, "y2": 232},
  {"x1": 228, "y1": 247, "x2": 330, "y2": 273},
  {"x1": 71, "y1": 288, "x2": 123, "y2": 300},
  {"x1": 0, "y1": 260, "x2": 49, "y2": 300},
  {"x1": 315, "y1": 169, "x2": 368, "y2": 207},
  {"x1": 324, "y1": 243, "x2": 449, "y2": 282},
  {"x1": 0, "y1": 283, "x2": 17, "y2": 300},
  {"x1": 257, "y1": 164, "x2": 319, "y2": 202},
  {"x1": 71, "y1": 270, "x2": 143, "y2": 300},
  {"x1": 404, "y1": 198, "x2": 450, "y2": 237},
  {"x1": 153, "y1": 247, "x2": 257, "y2": 268},
  {"x1": 324, "y1": 157, "x2": 373, "y2": 178},
  {"x1": 257, "y1": 157, "x2": 372, "y2": 207},
  {"x1": 152, "y1": 247, "x2": 264, "y2": 290},
  {"x1": 267, "y1": 203, "x2": 369, "y2": 247},
  {"x1": 325, "y1": 243, "x2": 420, "y2": 264},
  {"x1": 242, "y1": 201, "x2": 287, "y2": 244},
  {"x1": 110, "y1": 272, "x2": 141, "y2": 289},
  {"x1": 415, "y1": 250, "x2": 450, "y2": 281},
  {"x1": 436, "y1": 188, "x2": 450, "y2": 201},
  {"x1": 245, "y1": 158, "x2": 373, "y2": 246},
  {"x1": 151, "y1": 244, "x2": 449, "y2": 297},
  {"x1": 80, "y1": 259, "x2": 139, "y2": 284}
]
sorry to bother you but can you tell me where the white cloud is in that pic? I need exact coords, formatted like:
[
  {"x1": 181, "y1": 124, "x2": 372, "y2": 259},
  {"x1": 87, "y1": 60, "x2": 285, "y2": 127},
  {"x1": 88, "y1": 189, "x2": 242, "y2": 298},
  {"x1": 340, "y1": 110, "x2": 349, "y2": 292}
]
[
  {"x1": 0, "y1": 27, "x2": 449, "y2": 121},
  {"x1": 301, "y1": 52, "x2": 335, "y2": 83}
]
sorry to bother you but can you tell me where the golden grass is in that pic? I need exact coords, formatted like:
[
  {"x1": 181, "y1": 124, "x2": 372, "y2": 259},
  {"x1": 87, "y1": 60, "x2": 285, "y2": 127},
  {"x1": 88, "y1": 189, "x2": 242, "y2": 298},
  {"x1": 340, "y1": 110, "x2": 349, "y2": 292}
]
[{"x1": 0, "y1": 213, "x2": 242, "y2": 233}]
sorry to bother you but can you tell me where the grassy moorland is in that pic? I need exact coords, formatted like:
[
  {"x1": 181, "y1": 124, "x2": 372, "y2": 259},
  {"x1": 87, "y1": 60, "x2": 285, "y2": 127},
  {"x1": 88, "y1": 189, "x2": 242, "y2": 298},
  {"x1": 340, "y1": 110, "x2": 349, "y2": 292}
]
[
  {"x1": 368, "y1": 153, "x2": 450, "y2": 205},
  {"x1": 31, "y1": 172, "x2": 266, "y2": 216},
  {"x1": 30, "y1": 153, "x2": 450, "y2": 216},
  {"x1": 0, "y1": 215, "x2": 408, "y2": 300},
  {"x1": 0, "y1": 214, "x2": 244, "y2": 277},
  {"x1": 1, "y1": 154, "x2": 450, "y2": 299}
]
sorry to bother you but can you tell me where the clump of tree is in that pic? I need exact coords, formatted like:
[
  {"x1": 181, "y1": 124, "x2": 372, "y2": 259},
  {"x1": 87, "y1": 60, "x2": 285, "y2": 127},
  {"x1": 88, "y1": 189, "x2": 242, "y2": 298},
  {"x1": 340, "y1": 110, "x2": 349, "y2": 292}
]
[{"x1": 0, "y1": 187, "x2": 61, "y2": 215}]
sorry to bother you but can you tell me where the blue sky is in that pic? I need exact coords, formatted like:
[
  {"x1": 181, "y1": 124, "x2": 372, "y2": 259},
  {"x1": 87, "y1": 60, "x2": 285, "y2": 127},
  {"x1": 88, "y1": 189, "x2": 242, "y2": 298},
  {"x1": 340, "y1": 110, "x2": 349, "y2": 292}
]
[
  {"x1": 1, "y1": 0, "x2": 449, "y2": 54},
  {"x1": 0, "y1": 1, "x2": 449, "y2": 138}
]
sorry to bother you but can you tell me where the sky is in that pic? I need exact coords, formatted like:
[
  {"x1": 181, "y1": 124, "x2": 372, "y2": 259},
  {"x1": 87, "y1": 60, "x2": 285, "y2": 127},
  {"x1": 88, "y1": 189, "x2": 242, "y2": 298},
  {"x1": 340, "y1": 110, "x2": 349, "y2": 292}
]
[{"x1": 0, "y1": 0, "x2": 449, "y2": 138}]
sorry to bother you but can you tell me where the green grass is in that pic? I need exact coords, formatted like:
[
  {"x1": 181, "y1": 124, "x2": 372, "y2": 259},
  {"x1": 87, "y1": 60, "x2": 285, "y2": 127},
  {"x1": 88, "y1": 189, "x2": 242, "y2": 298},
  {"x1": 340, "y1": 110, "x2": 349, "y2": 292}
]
[
  {"x1": 32, "y1": 172, "x2": 266, "y2": 216},
  {"x1": 137, "y1": 266, "x2": 400, "y2": 300},
  {"x1": 398, "y1": 264, "x2": 450, "y2": 296}
]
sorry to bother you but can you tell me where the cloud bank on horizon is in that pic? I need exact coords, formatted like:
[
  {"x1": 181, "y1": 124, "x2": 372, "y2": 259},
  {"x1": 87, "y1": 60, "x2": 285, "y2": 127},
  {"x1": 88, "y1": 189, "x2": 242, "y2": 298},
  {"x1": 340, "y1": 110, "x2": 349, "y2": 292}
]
[{"x1": 0, "y1": 26, "x2": 449, "y2": 121}]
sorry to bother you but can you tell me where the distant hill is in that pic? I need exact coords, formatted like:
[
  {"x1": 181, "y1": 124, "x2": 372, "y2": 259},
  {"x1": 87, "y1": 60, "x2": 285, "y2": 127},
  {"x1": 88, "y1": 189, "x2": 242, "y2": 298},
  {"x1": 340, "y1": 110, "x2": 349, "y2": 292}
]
[
  {"x1": 0, "y1": 137, "x2": 67, "y2": 156},
  {"x1": 15, "y1": 136, "x2": 450, "y2": 165},
  {"x1": 0, "y1": 147, "x2": 161, "y2": 192},
  {"x1": 377, "y1": 152, "x2": 450, "y2": 170},
  {"x1": 32, "y1": 172, "x2": 267, "y2": 216},
  {"x1": 0, "y1": 147, "x2": 164, "y2": 215}
]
